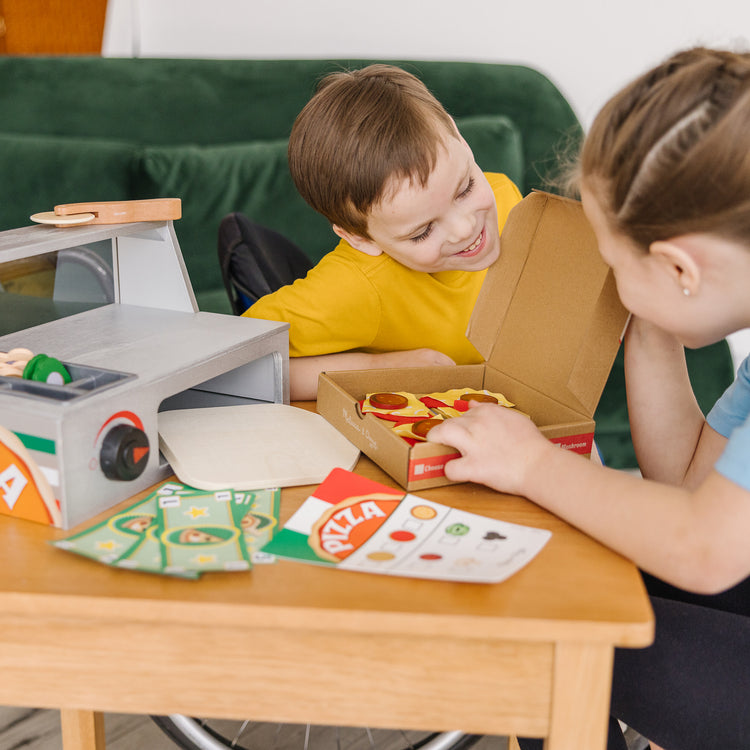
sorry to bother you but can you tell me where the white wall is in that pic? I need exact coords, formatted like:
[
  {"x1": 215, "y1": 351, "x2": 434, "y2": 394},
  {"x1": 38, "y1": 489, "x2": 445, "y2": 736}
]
[
  {"x1": 102, "y1": 0, "x2": 750, "y2": 365},
  {"x1": 104, "y1": 0, "x2": 750, "y2": 129}
]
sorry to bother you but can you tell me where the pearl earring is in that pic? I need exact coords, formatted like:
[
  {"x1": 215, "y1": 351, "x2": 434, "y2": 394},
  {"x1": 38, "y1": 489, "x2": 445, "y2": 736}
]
[{"x1": 683, "y1": 287, "x2": 691, "y2": 296}]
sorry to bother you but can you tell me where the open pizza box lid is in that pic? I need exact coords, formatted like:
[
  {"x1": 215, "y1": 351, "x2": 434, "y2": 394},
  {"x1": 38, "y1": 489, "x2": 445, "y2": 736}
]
[{"x1": 467, "y1": 191, "x2": 629, "y2": 418}]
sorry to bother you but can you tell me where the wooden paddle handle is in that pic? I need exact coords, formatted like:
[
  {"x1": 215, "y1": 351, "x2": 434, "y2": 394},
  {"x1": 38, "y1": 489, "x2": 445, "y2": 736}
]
[{"x1": 54, "y1": 198, "x2": 182, "y2": 224}]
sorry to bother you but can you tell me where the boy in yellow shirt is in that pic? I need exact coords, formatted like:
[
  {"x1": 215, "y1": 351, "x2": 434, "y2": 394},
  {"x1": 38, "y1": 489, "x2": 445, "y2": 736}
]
[{"x1": 244, "y1": 64, "x2": 521, "y2": 399}]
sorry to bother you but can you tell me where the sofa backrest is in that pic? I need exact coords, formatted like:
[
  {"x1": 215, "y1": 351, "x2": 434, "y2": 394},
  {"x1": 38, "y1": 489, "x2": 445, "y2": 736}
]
[
  {"x1": 0, "y1": 57, "x2": 582, "y2": 312},
  {"x1": 0, "y1": 56, "x2": 581, "y2": 187}
]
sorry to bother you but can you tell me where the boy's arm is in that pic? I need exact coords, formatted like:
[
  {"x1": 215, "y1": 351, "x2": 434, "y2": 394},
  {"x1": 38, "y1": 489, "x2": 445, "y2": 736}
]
[
  {"x1": 624, "y1": 316, "x2": 725, "y2": 486},
  {"x1": 289, "y1": 349, "x2": 455, "y2": 400}
]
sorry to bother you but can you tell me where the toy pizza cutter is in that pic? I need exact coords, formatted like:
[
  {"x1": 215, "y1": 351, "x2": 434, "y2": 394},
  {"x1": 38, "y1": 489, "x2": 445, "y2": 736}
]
[{"x1": 30, "y1": 198, "x2": 181, "y2": 228}]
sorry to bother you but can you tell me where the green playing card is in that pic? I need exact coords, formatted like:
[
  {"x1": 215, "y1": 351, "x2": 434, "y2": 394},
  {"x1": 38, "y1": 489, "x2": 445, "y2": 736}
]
[
  {"x1": 52, "y1": 494, "x2": 159, "y2": 564},
  {"x1": 53, "y1": 481, "x2": 281, "y2": 578},
  {"x1": 232, "y1": 487, "x2": 280, "y2": 562},
  {"x1": 157, "y1": 489, "x2": 252, "y2": 574}
]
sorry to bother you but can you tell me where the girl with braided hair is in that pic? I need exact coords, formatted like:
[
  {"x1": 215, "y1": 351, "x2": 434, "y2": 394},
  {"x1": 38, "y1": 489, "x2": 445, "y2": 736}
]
[{"x1": 427, "y1": 47, "x2": 750, "y2": 750}]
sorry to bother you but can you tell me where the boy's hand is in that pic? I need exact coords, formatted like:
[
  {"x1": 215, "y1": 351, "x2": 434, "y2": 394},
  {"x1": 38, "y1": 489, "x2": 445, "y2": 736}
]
[{"x1": 426, "y1": 403, "x2": 551, "y2": 496}]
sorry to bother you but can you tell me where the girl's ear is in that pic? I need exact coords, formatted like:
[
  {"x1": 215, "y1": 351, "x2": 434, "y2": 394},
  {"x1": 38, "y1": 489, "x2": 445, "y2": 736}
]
[
  {"x1": 649, "y1": 239, "x2": 701, "y2": 295},
  {"x1": 332, "y1": 224, "x2": 383, "y2": 257}
]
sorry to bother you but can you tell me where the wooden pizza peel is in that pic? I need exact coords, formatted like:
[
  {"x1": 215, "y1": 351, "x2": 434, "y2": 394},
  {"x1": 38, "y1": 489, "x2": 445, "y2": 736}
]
[
  {"x1": 30, "y1": 198, "x2": 181, "y2": 227},
  {"x1": 158, "y1": 404, "x2": 360, "y2": 491}
]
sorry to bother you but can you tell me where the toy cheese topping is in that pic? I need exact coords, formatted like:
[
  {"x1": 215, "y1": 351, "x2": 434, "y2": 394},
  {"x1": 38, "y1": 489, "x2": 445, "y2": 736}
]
[
  {"x1": 362, "y1": 391, "x2": 432, "y2": 419},
  {"x1": 421, "y1": 388, "x2": 515, "y2": 417}
]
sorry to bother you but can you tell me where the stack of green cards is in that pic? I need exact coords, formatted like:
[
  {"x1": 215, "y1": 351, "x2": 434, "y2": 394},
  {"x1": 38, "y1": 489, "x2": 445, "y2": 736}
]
[{"x1": 52, "y1": 481, "x2": 280, "y2": 579}]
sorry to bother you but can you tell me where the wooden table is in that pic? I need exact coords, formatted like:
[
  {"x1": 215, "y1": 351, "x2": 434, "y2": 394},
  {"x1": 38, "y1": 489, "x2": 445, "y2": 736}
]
[{"x1": 0, "y1": 436, "x2": 653, "y2": 750}]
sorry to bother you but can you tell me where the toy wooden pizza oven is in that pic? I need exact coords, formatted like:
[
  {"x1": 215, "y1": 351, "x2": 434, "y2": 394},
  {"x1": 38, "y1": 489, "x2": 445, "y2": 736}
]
[{"x1": 0, "y1": 210, "x2": 289, "y2": 529}]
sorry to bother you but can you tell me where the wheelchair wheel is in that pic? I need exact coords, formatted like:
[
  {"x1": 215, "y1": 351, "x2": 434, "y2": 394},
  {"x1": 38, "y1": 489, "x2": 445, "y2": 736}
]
[{"x1": 151, "y1": 715, "x2": 483, "y2": 750}]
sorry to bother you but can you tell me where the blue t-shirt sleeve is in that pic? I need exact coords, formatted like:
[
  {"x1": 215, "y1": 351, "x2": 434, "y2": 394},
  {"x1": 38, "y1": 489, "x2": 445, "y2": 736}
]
[{"x1": 707, "y1": 354, "x2": 750, "y2": 491}]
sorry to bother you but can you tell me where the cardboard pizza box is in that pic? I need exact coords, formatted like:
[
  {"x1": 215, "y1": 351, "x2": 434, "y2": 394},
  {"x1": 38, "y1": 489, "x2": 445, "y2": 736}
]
[{"x1": 316, "y1": 191, "x2": 630, "y2": 491}]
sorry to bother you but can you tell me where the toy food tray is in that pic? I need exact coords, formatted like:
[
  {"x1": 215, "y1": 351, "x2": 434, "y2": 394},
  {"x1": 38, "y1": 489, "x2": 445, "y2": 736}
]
[{"x1": 0, "y1": 362, "x2": 133, "y2": 402}]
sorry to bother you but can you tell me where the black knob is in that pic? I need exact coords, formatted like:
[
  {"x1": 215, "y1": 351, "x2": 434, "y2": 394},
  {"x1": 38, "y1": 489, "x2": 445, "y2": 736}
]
[{"x1": 100, "y1": 424, "x2": 150, "y2": 480}]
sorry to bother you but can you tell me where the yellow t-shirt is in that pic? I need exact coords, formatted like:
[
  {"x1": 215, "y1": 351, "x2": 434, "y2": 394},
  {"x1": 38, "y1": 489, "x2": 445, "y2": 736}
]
[{"x1": 244, "y1": 173, "x2": 521, "y2": 364}]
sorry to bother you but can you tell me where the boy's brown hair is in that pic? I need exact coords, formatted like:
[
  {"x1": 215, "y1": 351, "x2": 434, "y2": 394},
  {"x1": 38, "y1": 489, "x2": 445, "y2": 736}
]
[
  {"x1": 288, "y1": 64, "x2": 458, "y2": 239},
  {"x1": 580, "y1": 47, "x2": 750, "y2": 250}
]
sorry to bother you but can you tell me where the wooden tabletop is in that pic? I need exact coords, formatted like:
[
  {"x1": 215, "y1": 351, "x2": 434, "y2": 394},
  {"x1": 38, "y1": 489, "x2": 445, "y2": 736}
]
[
  {"x1": 0, "y1": 454, "x2": 653, "y2": 644},
  {"x1": 0, "y1": 410, "x2": 654, "y2": 746}
]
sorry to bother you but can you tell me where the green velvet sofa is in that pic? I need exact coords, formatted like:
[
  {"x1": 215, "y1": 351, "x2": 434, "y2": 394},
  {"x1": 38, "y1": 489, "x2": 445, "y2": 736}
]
[
  {"x1": 0, "y1": 56, "x2": 734, "y2": 467},
  {"x1": 0, "y1": 56, "x2": 582, "y2": 312}
]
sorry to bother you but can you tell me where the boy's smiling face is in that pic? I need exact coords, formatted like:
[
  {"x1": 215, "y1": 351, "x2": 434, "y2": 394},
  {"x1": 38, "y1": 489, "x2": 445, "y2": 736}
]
[{"x1": 334, "y1": 135, "x2": 500, "y2": 273}]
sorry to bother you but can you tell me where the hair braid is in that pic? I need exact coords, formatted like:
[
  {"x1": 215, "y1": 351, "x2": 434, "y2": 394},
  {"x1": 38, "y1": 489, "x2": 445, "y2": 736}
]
[{"x1": 582, "y1": 46, "x2": 750, "y2": 249}]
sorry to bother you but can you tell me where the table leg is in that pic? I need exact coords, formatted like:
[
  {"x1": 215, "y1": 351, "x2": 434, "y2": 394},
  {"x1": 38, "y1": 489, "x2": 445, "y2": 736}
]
[
  {"x1": 545, "y1": 643, "x2": 614, "y2": 750},
  {"x1": 60, "y1": 709, "x2": 105, "y2": 750}
]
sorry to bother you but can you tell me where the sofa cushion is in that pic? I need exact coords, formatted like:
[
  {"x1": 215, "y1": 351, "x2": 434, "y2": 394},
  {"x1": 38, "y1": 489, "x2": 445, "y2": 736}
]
[
  {"x1": 0, "y1": 133, "x2": 136, "y2": 232},
  {"x1": 0, "y1": 58, "x2": 580, "y2": 176},
  {"x1": 135, "y1": 114, "x2": 524, "y2": 312},
  {"x1": 595, "y1": 340, "x2": 735, "y2": 469},
  {"x1": 136, "y1": 138, "x2": 336, "y2": 312},
  {"x1": 457, "y1": 114, "x2": 524, "y2": 191}
]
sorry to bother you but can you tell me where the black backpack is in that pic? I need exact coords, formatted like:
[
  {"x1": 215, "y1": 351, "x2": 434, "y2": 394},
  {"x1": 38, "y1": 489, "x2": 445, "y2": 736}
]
[{"x1": 217, "y1": 212, "x2": 313, "y2": 315}]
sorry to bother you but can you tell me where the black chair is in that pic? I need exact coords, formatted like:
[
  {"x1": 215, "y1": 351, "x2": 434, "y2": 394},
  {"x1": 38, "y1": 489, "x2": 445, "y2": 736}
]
[{"x1": 217, "y1": 212, "x2": 313, "y2": 315}]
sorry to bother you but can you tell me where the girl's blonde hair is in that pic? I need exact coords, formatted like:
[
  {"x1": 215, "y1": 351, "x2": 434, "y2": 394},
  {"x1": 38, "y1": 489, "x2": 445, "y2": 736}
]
[
  {"x1": 287, "y1": 64, "x2": 458, "y2": 238},
  {"x1": 581, "y1": 47, "x2": 750, "y2": 249}
]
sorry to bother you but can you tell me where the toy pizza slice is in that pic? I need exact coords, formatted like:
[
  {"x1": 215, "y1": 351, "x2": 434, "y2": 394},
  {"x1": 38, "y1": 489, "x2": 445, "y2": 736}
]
[
  {"x1": 392, "y1": 416, "x2": 446, "y2": 443},
  {"x1": 0, "y1": 425, "x2": 62, "y2": 526},
  {"x1": 361, "y1": 391, "x2": 432, "y2": 421},
  {"x1": 421, "y1": 388, "x2": 516, "y2": 417},
  {"x1": 309, "y1": 492, "x2": 402, "y2": 562}
]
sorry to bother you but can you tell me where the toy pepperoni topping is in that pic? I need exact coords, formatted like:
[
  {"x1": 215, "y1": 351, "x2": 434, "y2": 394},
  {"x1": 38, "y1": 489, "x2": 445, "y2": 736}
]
[
  {"x1": 462, "y1": 393, "x2": 499, "y2": 404},
  {"x1": 369, "y1": 392, "x2": 409, "y2": 410},
  {"x1": 411, "y1": 418, "x2": 443, "y2": 438}
]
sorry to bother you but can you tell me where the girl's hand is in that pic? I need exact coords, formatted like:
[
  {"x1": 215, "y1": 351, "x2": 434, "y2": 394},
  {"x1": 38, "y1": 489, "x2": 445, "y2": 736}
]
[{"x1": 426, "y1": 403, "x2": 552, "y2": 496}]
